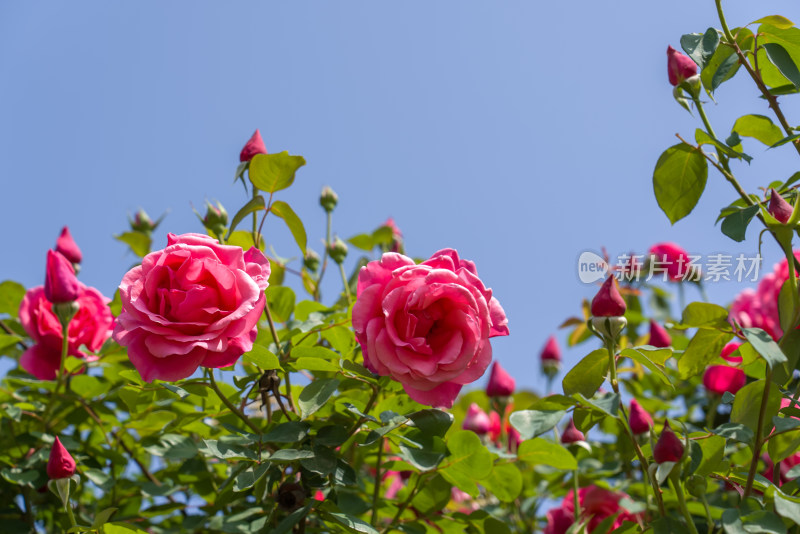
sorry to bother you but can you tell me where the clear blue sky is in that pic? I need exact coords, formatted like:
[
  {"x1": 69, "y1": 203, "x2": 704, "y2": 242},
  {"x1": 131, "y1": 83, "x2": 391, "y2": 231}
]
[{"x1": 2, "y1": 1, "x2": 799, "y2": 391}]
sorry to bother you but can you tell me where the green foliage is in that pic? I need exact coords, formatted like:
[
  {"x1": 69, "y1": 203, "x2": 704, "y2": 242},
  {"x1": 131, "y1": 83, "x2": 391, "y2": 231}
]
[{"x1": 653, "y1": 144, "x2": 708, "y2": 224}]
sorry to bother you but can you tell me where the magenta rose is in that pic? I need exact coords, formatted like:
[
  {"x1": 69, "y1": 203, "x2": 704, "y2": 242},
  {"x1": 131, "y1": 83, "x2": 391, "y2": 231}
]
[
  {"x1": 544, "y1": 486, "x2": 639, "y2": 534},
  {"x1": 352, "y1": 249, "x2": 509, "y2": 408},
  {"x1": 113, "y1": 233, "x2": 270, "y2": 382},
  {"x1": 19, "y1": 283, "x2": 114, "y2": 380}
]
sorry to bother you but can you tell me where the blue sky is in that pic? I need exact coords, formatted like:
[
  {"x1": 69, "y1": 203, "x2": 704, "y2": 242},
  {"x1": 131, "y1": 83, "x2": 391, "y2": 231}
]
[{"x1": 2, "y1": 1, "x2": 800, "y2": 391}]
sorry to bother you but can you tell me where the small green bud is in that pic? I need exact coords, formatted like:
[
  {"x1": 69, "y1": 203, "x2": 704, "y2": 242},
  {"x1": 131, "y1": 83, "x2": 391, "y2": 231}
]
[
  {"x1": 589, "y1": 316, "x2": 627, "y2": 341},
  {"x1": 320, "y1": 186, "x2": 338, "y2": 213},
  {"x1": 131, "y1": 209, "x2": 156, "y2": 235},
  {"x1": 304, "y1": 248, "x2": 321, "y2": 272},
  {"x1": 686, "y1": 475, "x2": 707, "y2": 498},
  {"x1": 202, "y1": 200, "x2": 228, "y2": 238},
  {"x1": 328, "y1": 237, "x2": 348, "y2": 264}
]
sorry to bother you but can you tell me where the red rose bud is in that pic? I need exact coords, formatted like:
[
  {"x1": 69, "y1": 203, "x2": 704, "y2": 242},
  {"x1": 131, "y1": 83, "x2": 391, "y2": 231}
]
[
  {"x1": 540, "y1": 335, "x2": 562, "y2": 363},
  {"x1": 486, "y1": 361, "x2": 515, "y2": 397},
  {"x1": 488, "y1": 411, "x2": 502, "y2": 442},
  {"x1": 239, "y1": 129, "x2": 268, "y2": 162},
  {"x1": 769, "y1": 188, "x2": 794, "y2": 224},
  {"x1": 462, "y1": 403, "x2": 492, "y2": 435},
  {"x1": 667, "y1": 45, "x2": 698, "y2": 86},
  {"x1": 561, "y1": 419, "x2": 585, "y2": 444},
  {"x1": 628, "y1": 399, "x2": 653, "y2": 435},
  {"x1": 55, "y1": 226, "x2": 82, "y2": 265},
  {"x1": 703, "y1": 365, "x2": 745, "y2": 395},
  {"x1": 47, "y1": 437, "x2": 76, "y2": 480},
  {"x1": 320, "y1": 186, "x2": 338, "y2": 213},
  {"x1": 44, "y1": 250, "x2": 80, "y2": 304},
  {"x1": 721, "y1": 342, "x2": 743, "y2": 363},
  {"x1": 654, "y1": 422, "x2": 684, "y2": 463},
  {"x1": 591, "y1": 276, "x2": 626, "y2": 317},
  {"x1": 648, "y1": 320, "x2": 672, "y2": 348}
]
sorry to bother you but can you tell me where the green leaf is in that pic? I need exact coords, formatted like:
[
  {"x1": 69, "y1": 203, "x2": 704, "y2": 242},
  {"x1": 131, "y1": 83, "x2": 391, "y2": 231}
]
[
  {"x1": 201, "y1": 438, "x2": 257, "y2": 460},
  {"x1": 653, "y1": 144, "x2": 708, "y2": 224},
  {"x1": 273, "y1": 504, "x2": 312, "y2": 534},
  {"x1": 701, "y1": 28, "x2": 754, "y2": 92},
  {"x1": 695, "y1": 435, "x2": 725, "y2": 477},
  {"x1": 243, "y1": 344, "x2": 280, "y2": 370},
  {"x1": 509, "y1": 409, "x2": 567, "y2": 440},
  {"x1": 620, "y1": 348, "x2": 672, "y2": 387},
  {"x1": 104, "y1": 524, "x2": 150, "y2": 534},
  {"x1": 731, "y1": 380, "x2": 782, "y2": 435},
  {"x1": 742, "y1": 328, "x2": 788, "y2": 368},
  {"x1": 769, "y1": 133, "x2": 800, "y2": 149},
  {"x1": 713, "y1": 422, "x2": 754, "y2": 444},
  {"x1": 248, "y1": 152, "x2": 306, "y2": 193},
  {"x1": 91, "y1": 507, "x2": 118, "y2": 529},
  {"x1": 269, "y1": 449, "x2": 316, "y2": 461},
  {"x1": 678, "y1": 328, "x2": 732, "y2": 379},
  {"x1": 114, "y1": 232, "x2": 151, "y2": 258},
  {"x1": 481, "y1": 463, "x2": 523, "y2": 503},
  {"x1": 300, "y1": 445, "x2": 338, "y2": 475},
  {"x1": 0, "y1": 334, "x2": 21, "y2": 352},
  {"x1": 266, "y1": 285, "x2": 295, "y2": 323},
  {"x1": 293, "y1": 357, "x2": 339, "y2": 372},
  {"x1": 562, "y1": 349, "x2": 608, "y2": 397},
  {"x1": 263, "y1": 421, "x2": 310, "y2": 443},
  {"x1": 233, "y1": 463, "x2": 269, "y2": 492},
  {"x1": 298, "y1": 378, "x2": 339, "y2": 418},
  {"x1": 348, "y1": 233, "x2": 374, "y2": 251},
  {"x1": 0, "y1": 280, "x2": 25, "y2": 316},
  {"x1": 442, "y1": 430, "x2": 493, "y2": 479},
  {"x1": 772, "y1": 487, "x2": 800, "y2": 526},
  {"x1": 764, "y1": 43, "x2": 800, "y2": 88},
  {"x1": 695, "y1": 129, "x2": 752, "y2": 162},
  {"x1": 720, "y1": 204, "x2": 760, "y2": 242},
  {"x1": 327, "y1": 512, "x2": 379, "y2": 534},
  {"x1": 144, "y1": 434, "x2": 197, "y2": 460},
  {"x1": 227, "y1": 195, "x2": 265, "y2": 236},
  {"x1": 270, "y1": 200, "x2": 307, "y2": 255},
  {"x1": 680, "y1": 28, "x2": 719, "y2": 70},
  {"x1": 516, "y1": 438, "x2": 577, "y2": 470},
  {"x1": 754, "y1": 16, "x2": 795, "y2": 30},
  {"x1": 681, "y1": 302, "x2": 731, "y2": 328},
  {"x1": 407, "y1": 409, "x2": 454, "y2": 437},
  {"x1": 733, "y1": 114, "x2": 784, "y2": 146}
]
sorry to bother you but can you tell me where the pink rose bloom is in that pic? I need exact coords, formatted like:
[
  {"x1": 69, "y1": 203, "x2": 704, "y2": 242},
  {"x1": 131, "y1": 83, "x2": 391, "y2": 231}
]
[
  {"x1": 19, "y1": 283, "x2": 113, "y2": 380},
  {"x1": 545, "y1": 486, "x2": 638, "y2": 534},
  {"x1": 729, "y1": 253, "x2": 800, "y2": 341},
  {"x1": 113, "y1": 233, "x2": 270, "y2": 382},
  {"x1": 667, "y1": 45, "x2": 698, "y2": 86},
  {"x1": 649, "y1": 242, "x2": 694, "y2": 282},
  {"x1": 352, "y1": 249, "x2": 509, "y2": 408}
]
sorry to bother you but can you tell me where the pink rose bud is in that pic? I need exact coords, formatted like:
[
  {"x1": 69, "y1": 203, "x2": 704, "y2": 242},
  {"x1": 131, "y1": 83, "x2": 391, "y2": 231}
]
[
  {"x1": 44, "y1": 250, "x2": 80, "y2": 304},
  {"x1": 313, "y1": 490, "x2": 325, "y2": 502},
  {"x1": 654, "y1": 422, "x2": 684, "y2": 463},
  {"x1": 462, "y1": 403, "x2": 492, "y2": 435},
  {"x1": 648, "y1": 320, "x2": 672, "y2": 348},
  {"x1": 769, "y1": 188, "x2": 793, "y2": 224},
  {"x1": 628, "y1": 399, "x2": 653, "y2": 435},
  {"x1": 561, "y1": 419, "x2": 585, "y2": 444},
  {"x1": 47, "y1": 437, "x2": 76, "y2": 480},
  {"x1": 55, "y1": 226, "x2": 82, "y2": 265},
  {"x1": 703, "y1": 365, "x2": 745, "y2": 395},
  {"x1": 540, "y1": 335, "x2": 562, "y2": 363},
  {"x1": 486, "y1": 361, "x2": 515, "y2": 397},
  {"x1": 667, "y1": 45, "x2": 698, "y2": 86},
  {"x1": 721, "y1": 342, "x2": 743, "y2": 363},
  {"x1": 590, "y1": 276, "x2": 626, "y2": 317},
  {"x1": 239, "y1": 129, "x2": 268, "y2": 162},
  {"x1": 488, "y1": 411, "x2": 502, "y2": 442}
]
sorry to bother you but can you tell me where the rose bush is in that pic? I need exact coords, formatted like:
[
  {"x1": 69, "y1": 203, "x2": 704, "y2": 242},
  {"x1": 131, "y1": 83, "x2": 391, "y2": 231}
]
[
  {"x1": 112, "y1": 233, "x2": 270, "y2": 382},
  {"x1": 352, "y1": 248, "x2": 508, "y2": 408}
]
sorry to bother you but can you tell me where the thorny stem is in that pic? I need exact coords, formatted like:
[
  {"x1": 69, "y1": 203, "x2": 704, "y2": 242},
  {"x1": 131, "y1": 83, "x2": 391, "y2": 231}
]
[
  {"x1": 606, "y1": 336, "x2": 666, "y2": 517},
  {"x1": 207, "y1": 369, "x2": 262, "y2": 435},
  {"x1": 744, "y1": 367, "x2": 773, "y2": 498},
  {"x1": 715, "y1": 0, "x2": 800, "y2": 158}
]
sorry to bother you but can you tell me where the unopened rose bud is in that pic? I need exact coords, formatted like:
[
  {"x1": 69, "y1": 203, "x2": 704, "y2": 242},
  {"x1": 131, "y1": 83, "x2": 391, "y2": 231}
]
[
  {"x1": 591, "y1": 276, "x2": 626, "y2": 317},
  {"x1": 240, "y1": 129, "x2": 268, "y2": 162},
  {"x1": 44, "y1": 250, "x2": 80, "y2": 305},
  {"x1": 202, "y1": 200, "x2": 228, "y2": 237},
  {"x1": 304, "y1": 248, "x2": 321, "y2": 272},
  {"x1": 55, "y1": 226, "x2": 82, "y2": 266},
  {"x1": 47, "y1": 437, "x2": 76, "y2": 480},
  {"x1": 628, "y1": 399, "x2": 653, "y2": 435},
  {"x1": 131, "y1": 209, "x2": 156, "y2": 234},
  {"x1": 320, "y1": 186, "x2": 338, "y2": 213},
  {"x1": 485, "y1": 361, "x2": 515, "y2": 397},
  {"x1": 462, "y1": 403, "x2": 492, "y2": 435},
  {"x1": 277, "y1": 482, "x2": 306, "y2": 511},
  {"x1": 654, "y1": 422, "x2": 684, "y2": 463},
  {"x1": 703, "y1": 365, "x2": 745, "y2": 395},
  {"x1": 769, "y1": 188, "x2": 794, "y2": 224},
  {"x1": 540, "y1": 335, "x2": 562, "y2": 378},
  {"x1": 686, "y1": 475, "x2": 708, "y2": 498},
  {"x1": 648, "y1": 320, "x2": 672, "y2": 348},
  {"x1": 561, "y1": 419, "x2": 585, "y2": 444},
  {"x1": 667, "y1": 46, "x2": 698, "y2": 87},
  {"x1": 328, "y1": 236, "x2": 348, "y2": 264}
]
